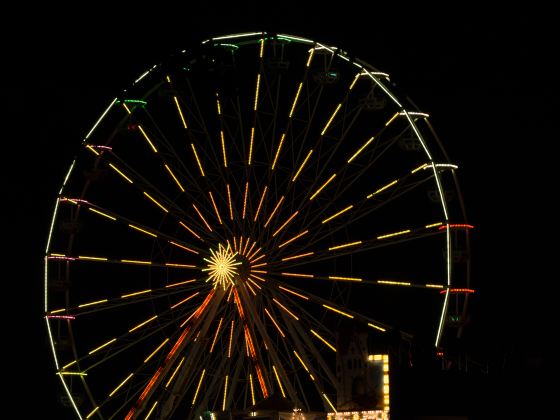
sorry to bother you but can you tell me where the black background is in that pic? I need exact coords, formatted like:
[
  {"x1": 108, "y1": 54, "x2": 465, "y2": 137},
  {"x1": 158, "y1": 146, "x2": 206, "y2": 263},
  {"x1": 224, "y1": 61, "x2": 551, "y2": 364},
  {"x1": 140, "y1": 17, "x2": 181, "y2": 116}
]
[{"x1": 10, "y1": 4, "x2": 552, "y2": 418}]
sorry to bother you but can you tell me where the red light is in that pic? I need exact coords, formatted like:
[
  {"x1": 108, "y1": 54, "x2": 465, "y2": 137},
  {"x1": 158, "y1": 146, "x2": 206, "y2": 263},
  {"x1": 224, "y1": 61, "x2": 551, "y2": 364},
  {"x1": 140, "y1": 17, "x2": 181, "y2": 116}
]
[
  {"x1": 127, "y1": 123, "x2": 138, "y2": 131},
  {"x1": 440, "y1": 288, "x2": 475, "y2": 294},
  {"x1": 436, "y1": 351, "x2": 444, "y2": 357},
  {"x1": 46, "y1": 315, "x2": 75, "y2": 320},
  {"x1": 439, "y1": 224, "x2": 474, "y2": 230}
]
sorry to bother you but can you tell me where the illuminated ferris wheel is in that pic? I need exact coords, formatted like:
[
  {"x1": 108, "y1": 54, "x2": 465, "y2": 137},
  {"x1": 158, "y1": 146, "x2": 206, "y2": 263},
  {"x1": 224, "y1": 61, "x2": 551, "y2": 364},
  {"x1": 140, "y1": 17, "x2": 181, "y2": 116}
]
[{"x1": 44, "y1": 32, "x2": 472, "y2": 419}]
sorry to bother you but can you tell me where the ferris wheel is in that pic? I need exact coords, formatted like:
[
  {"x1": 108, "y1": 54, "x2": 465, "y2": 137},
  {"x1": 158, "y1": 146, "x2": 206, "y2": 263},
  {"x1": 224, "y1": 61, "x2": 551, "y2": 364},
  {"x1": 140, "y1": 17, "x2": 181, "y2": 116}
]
[{"x1": 44, "y1": 32, "x2": 471, "y2": 419}]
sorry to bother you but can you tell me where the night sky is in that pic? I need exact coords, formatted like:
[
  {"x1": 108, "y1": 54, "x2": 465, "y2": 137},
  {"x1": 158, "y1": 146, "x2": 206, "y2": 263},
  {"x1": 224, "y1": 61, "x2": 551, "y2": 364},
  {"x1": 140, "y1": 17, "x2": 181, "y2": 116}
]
[{"x1": 11, "y1": 5, "x2": 552, "y2": 418}]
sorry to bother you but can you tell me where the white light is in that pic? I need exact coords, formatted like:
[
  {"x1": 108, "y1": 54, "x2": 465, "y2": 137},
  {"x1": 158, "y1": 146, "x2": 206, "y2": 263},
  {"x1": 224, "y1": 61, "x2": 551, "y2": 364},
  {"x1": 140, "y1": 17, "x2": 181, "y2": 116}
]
[
  {"x1": 83, "y1": 98, "x2": 117, "y2": 140},
  {"x1": 133, "y1": 70, "x2": 150, "y2": 85},
  {"x1": 277, "y1": 33, "x2": 314, "y2": 44},
  {"x1": 212, "y1": 32, "x2": 265, "y2": 41}
]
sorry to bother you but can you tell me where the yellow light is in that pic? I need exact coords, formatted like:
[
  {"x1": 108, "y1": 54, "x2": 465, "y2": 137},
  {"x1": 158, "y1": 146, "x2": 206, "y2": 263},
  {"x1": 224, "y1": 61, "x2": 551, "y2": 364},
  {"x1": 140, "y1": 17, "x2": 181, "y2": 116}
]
[
  {"x1": 109, "y1": 373, "x2": 134, "y2": 397},
  {"x1": 349, "y1": 73, "x2": 360, "y2": 90},
  {"x1": 191, "y1": 143, "x2": 205, "y2": 177},
  {"x1": 165, "y1": 262, "x2": 196, "y2": 268},
  {"x1": 251, "y1": 269, "x2": 267, "y2": 274},
  {"x1": 249, "y1": 373, "x2": 256, "y2": 405},
  {"x1": 278, "y1": 230, "x2": 308, "y2": 248},
  {"x1": 264, "y1": 196, "x2": 285, "y2": 228},
  {"x1": 203, "y1": 244, "x2": 241, "y2": 289},
  {"x1": 243, "y1": 237, "x2": 251, "y2": 255},
  {"x1": 323, "y1": 304, "x2": 354, "y2": 318},
  {"x1": 122, "y1": 289, "x2": 151, "y2": 298},
  {"x1": 192, "y1": 203, "x2": 213, "y2": 232},
  {"x1": 78, "y1": 299, "x2": 108, "y2": 308},
  {"x1": 272, "y1": 211, "x2": 299, "y2": 237},
  {"x1": 226, "y1": 184, "x2": 234, "y2": 220},
  {"x1": 273, "y1": 365, "x2": 286, "y2": 398},
  {"x1": 121, "y1": 259, "x2": 151, "y2": 265},
  {"x1": 78, "y1": 256, "x2": 108, "y2": 261},
  {"x1": 173, "y1": 96, "x2": 188, "y2": 128},
  {"x1": 169, "y1": 241, "x2": 198, "y2": 255},
  {"x1": 170, "y1": 292, "x2": 199, "y2": 309},
  {"x1": 129, "y1": 224, "x2": 157, "y2": 238},
  {"x1": 192, "y1": 369, "x2": 206, "y2": 405},
  {"x1": 144, "y1": 192, "x2": 169, "y2": 213},
  {"x1": 138, "y1": 125, "x2": 158, "y2": 153},
  {"x1": 271, "y1": 133, "x2": 286, "y2": 170},
  {"x1": 222, "y1": 375, "x2": 229, "y2": 410},
  {"x1": 321, "y1": 103, "x2": 342, "y2": 136},
  {"x1": 281, "y1": 252, "x2": 314, "y2": 262},
  {"x1": 411, "y1": 163, "x2": 428, "y2": 174},
  {"x1": 165, "y1": 279, "x2": 195, "y2": 288},
  {"x1": 86, "y1": 145, "x2": 100, "y2": 155},
  {"x1": 278, "y1": 285, "x2": 309, "y2": 300},
  {"x1": 347, "y1": 136, "x2": 375, "y2": 163},
  {"x1": 62, "y1": 360, "x2": 77, "y2": 370},
  {"x1": 145, "y1": 401, "x2": 158, "y2": 419},
  {"x1": 426, "y1": 284, "x2": 444, "y2": 288},
  {"x1": 248, "y1": 126, "x2": 255, "y2": 165},
  {"x1": 122, "y1": 103, "x2": 131, "y2": 114},
  {"x1": 367, "y1": 179, "x2": 398, "y2": 199},
  {"x1": 383, "y1": 374, "x2": 389, "y2": 384},
  {"x1": 85, "y1": 406, "x2": 99, "y2": 419},
  {"x1": 425, "y1": 222, "x2": 443, "y2": 228},
  {"x1": 293, "y1": 350, "x2": 309, "y2": 372},
  {"x1": 383, "y1": 385, "x2": 389, "y2": 394},
  {"x1": 377, "y1": 229, "x2": 411, "y2": 240},
  {"x1": 228, "y1": 320, "x2": 234, "y2": 358},
  {"x1": 220, "y1": 130, "x2": 227, "y2": 167},
  {"x1": 369, "y1": 354, "x2": 383, "y2": 361},
  {"x1": 129, "y1": 315, "x2": 157, "y2": 332},
  {"x1": 306, "y1": 48, "x2": 314, "y2": 67},
  {"x1": 311, "y1": 330, "x2": 336, "y2": 352},
  {"x1": 254, "y1": 186, "x2": 267, "y2": 222},
  {"x1": 144, "y1": 338, "x2": 169, "y2": 363},
  {"x1": 385, "y1": 112, "x2": 399, "y2": 127},
  {"x1": 88, "y1": 207, "x2": 116, "y2": 221},
  {"x1": 88, "y1": 338, "x2": 116, "y2": 355},
  {"x1": 254, "y1": 73, "x2": 261, "y2": 111},
  {"x1": 377, "y1": 280, "x2": 411, "y2": 286},
  {"x1": 109, "y1": 163, "x2": 133, "y2": 183},
  {"x1": 165, "y1": 357, "x2": 184, "y2": 388},
  {"x1": 265, "y1": 308, "x2": 285, "y2": 337},
  {"x1": 281, "y1": 272, "x2": 314, "y2": 279},
  {"x1": 328, "y1": 241, "x2": 361, "y2": 251},
  {"x1": 328, "y1": 276, "x2": 362, "y2": 282},
  {"x1": 273, "y1": 298, "x2": 299, "y2": 320},
  {"x1": 242, "y1": 182, "x2": 249, "y2": 219},
  {"x1": 292, "y1": 149, "x2": 313, "y2": 182},
  {"x1": 216, "y1": 96, "x2": 222, "y2": 115},
  {"x1": 367, "y1": 322, "x2": 386, "y2": 332},
  {"x1": 58, "y1": 371, "x2": 87, "y2": 376},
  {"x1": 310, "y1": 173, "x2": 337, "y2": 200},
  {"x1": 250, "y1": 273, "x2": 267, "y2": 282},
  {"x1": 164, "y1": 164, "x2": 185, "y2": 192},
  {"x1": 208, "y1": 191, "x2": 223, "y2": 225},
  {"x1": 259, "y1": 38, "x2": 265, "y2": 58},
  {"x1": 49, "y1": 308, "x2": 66, "y2": 314},
  {"x1": 289, "y1": 82, "x2": 303, "y2": 118},
  {"x1": 209, "y1": 317, "x2": 223, "y2": 353},
  {"x1": 321, "y1": 205, "x2": 353, "y2": 224},
  {"x1": 322, "y1": 393, "x2": 337, "y2": 413},
  {"x1": 247, "y1": 278, "x2": 262, "y2": 290},
  {"x1": 179, "y1": 221, "x2": 202, "y2": 240}
]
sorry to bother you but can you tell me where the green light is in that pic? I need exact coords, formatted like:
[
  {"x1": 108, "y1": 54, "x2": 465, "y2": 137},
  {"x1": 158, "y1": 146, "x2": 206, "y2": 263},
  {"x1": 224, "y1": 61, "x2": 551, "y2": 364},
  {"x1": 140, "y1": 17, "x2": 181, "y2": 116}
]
[
  {"x1": 276, "y1": 36, "x2": 293, "y2": 43},
  {"x1": 116, "y1": 99, "x2": 147, "y2": 106}
]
